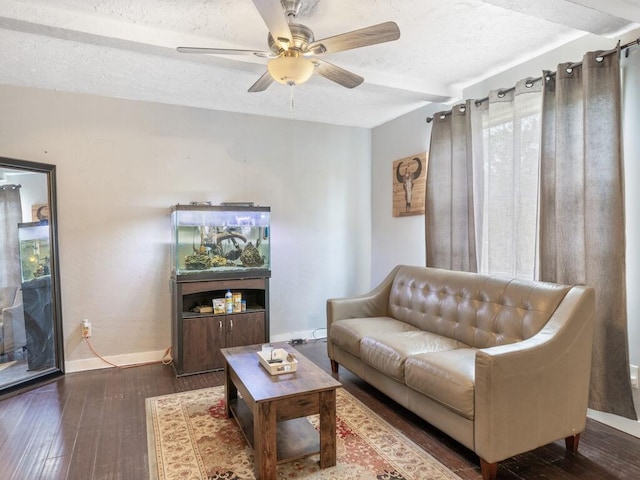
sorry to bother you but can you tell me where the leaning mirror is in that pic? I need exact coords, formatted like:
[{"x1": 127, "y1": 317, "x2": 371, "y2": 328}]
[{"x1": 0, "y1": 157, "x2": 64, "y2": 393}]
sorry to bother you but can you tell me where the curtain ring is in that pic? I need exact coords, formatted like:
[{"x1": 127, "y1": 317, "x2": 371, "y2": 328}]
[
  {"x1": 596, "y1": 55, "x2": 604, "y2": 63},
  {"x1": 458, "y1": 105, "x2": 466, "y2": 113},
  {"x1": 497, "y1": 91, "x2": 505, "y2": 98},
  {"x1": 525, "y1": 80, "x2": 534, "y2": 88},
  {"x1": 566, "y1": 66, "x2": 573, "y2": 74}
]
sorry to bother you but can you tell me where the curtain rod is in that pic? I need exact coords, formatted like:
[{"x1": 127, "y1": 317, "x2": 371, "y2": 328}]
[
  {"x1": 426, "y1": 37, "x2": 640, "y2": 123},
  {"x1": 0, "y1": 184, "x2": 22, "y2": 190}
]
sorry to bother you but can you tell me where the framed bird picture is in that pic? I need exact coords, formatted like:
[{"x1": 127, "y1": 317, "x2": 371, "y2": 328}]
[{"x1": 393, "y1": 152, "x2": 428, "y2": 217}]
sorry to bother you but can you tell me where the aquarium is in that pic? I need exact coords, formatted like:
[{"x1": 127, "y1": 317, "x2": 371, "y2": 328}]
[
  {"x1": 170, "y1": 204, "x2": 271, "y2": 279},
  {"x1": 18, "y1": 221, "x2": 51, "y2": 283}
]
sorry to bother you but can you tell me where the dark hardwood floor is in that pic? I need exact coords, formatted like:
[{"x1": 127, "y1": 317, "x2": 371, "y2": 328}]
[{"x1": 1, "y1": 340, "x2": 639, "y2": 480}]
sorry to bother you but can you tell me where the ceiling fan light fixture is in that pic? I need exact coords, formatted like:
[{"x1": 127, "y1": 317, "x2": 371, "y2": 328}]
[
  {"x1": 267, "y1": 55, "x2": 315, "y2": 86},
  {"x1": 176, "y1": 1, "x2": 400, "y2": 93}
]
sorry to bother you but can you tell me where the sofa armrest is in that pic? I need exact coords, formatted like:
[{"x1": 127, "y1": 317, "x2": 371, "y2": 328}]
[
  {"x1": 473, "y1": 285, "x2": 595, "y2": 464},
  {"x1": 326, "y1": 265, "x2": 402, "y2": 324},
  {"x1": 326, "y1": 265, "x2": 402, "y2": 358}
]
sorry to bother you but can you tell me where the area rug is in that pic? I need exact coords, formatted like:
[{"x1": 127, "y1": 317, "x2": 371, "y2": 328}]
[{"x1": 146, "y1": 386, "x2": 461, "y2": 480}]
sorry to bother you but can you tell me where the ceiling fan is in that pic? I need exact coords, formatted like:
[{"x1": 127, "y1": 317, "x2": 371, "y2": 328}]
[{"x1": 176, "y1": 0, "x2": 400, "y2": 92}]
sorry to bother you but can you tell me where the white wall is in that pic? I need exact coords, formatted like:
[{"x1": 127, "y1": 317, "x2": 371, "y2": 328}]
[{"x1": 0, "y1": 85, "x2": 372, "y2": 370}]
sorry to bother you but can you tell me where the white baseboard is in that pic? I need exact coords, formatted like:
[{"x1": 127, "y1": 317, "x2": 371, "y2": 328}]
[
  {"x1": 588, "y1": 409, "x2": 640, "y2": 439},
  {"x1": 64, "y1": 333, "x2": 327, "y2": 373},
  {"x1": 65, "y1": 349, "x2": 170, "y2": 373},
  {"x1": 270, "y1": 329, "x2": 327, "y2": 344}
]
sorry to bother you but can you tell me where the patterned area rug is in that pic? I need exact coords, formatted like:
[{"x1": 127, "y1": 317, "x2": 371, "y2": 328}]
[{"x1": 146, "y1": 386, "x2": 462, "y2": 480}]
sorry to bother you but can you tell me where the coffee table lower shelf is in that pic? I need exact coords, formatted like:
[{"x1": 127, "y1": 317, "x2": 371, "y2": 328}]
[{"x1": 229, "y1": 397, "x2": 321, "y2": 463}]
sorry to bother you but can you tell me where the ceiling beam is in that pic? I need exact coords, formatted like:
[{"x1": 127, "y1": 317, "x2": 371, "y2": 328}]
[
  {"x1": 479, "y1": 0, "x2": 637, "y2": 37},
  {"x1": 568, "y1": 0, "x2": 640, "y2": 24}
]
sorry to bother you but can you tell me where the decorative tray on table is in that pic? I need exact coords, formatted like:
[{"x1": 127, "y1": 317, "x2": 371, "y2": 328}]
[{"x1": 257, "y1": 348, "x2": 299, "y2": 375}]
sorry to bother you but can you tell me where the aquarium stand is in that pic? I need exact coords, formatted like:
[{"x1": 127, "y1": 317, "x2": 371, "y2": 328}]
[{"x1": 171, "y1": 274, "x2": 270, "y2": 376}]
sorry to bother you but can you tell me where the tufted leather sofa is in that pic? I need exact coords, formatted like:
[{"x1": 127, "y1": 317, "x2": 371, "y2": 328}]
[{"x1": 327, "y1": 265, "x2": 595, "y2": 480}]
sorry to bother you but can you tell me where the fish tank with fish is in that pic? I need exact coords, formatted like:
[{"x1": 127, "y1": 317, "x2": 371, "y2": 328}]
[
  {"x1": 170, "y1": 203, "x2": 271, "y2": 280},
  {"x1": 18, "y1": 221, "x2": 52, "y2": 283}
]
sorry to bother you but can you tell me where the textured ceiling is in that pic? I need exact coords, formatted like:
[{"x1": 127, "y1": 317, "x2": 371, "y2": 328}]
[{"x1": 0, "y1": 0, "x2": 639, "y2": 127}]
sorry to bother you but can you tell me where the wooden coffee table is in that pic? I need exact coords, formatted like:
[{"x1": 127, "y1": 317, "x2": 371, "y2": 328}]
[{"x1": 221, "y1": 342, "x2": 342, "y2": 480}]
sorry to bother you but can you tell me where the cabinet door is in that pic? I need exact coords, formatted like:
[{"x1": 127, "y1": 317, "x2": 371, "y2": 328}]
[
  {"x1": 226, "y1": 311, "x2": 266, "y2": 349},
  {"x1": 183, "y1": 316, "x2": 225, "y2": 373}
]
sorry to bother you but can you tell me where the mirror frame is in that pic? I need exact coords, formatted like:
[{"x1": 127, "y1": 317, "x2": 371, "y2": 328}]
[{"x1": 0, "y1": 156, "x2": 64, "y2": 393}]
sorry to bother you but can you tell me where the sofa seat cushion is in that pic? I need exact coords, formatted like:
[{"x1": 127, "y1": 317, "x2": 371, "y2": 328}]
[
  {"x1": 330, "y1": 317, "x2": 420, "y2": 358},
  {"x1": 361, "y1": 331, "x2": 469, "y2": 381},
  {"x1": 405, "y1": 348, "x2": 477, "y2": 420}
]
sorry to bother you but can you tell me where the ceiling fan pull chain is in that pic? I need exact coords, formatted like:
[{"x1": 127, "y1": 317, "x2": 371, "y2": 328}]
[{"x1": 289, "y1": 84, "x2": 295, "y2": 118}]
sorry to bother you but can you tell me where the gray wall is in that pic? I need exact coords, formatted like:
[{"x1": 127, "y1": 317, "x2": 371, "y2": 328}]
[
  {"x1": 0, "y1": 85, "x2": 372, "y2": 370},
  {"x1": 371, "y1": 104, "x2": 440, "y2": 285}
]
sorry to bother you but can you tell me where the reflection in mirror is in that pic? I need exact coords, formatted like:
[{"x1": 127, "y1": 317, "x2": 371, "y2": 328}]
[{"x1": 0, "y1": 158, "x2": 63, "y2": 393}]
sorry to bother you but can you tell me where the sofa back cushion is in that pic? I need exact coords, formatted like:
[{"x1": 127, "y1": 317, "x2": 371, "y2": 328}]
[{"x1": 388, "y1": 266, "x2": 571, "y2": 348}]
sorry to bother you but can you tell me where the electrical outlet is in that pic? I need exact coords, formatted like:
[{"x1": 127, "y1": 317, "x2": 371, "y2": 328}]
[
  {"x1": 81, "y1": 319, "x2": 92, "y2": 339},
  {"x1": 631, "y1": 364, "x2": 639, "y2": 389}
]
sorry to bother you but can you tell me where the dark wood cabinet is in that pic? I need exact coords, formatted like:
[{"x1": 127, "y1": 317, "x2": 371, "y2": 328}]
[{"x1": 172, "y1": 276, "x2": 269, "y2": 376}]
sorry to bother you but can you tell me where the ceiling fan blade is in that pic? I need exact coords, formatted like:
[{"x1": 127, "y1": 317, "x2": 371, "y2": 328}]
[
  {"x1": 177, "y1": 47, "x2": 273, "y2": 58},
  {"x1": 312, "y1": 59, "x2": 364, "y2": 89},
  {"x1": 251, "y1": 0, "x2": 293, "y2": 47},
  {"x1": 306, "y1": 21, "x2": 400, "y2": 55},
  {"x1": 248, "y1": 70, "x2": 275, "y2": 92}
]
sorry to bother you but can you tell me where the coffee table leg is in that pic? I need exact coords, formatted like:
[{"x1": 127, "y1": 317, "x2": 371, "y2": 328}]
[
  {"x1": 319, "y1": 390, "x2": 337, "y2": 468},
  {"x1": 224, "y1": 360, "x2": 236, "y2": 419},
  {"x1": 254, "y1": 401, "x2": 276, "y2": 480}
]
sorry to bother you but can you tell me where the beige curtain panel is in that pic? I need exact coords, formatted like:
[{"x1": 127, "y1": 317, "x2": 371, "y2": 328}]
[
  {"x1": 425, "y1": 102, "x2": 477, "y2": 272},
  {"x1": 539, "y1": 49, "x2": 636, "y2": 420}
]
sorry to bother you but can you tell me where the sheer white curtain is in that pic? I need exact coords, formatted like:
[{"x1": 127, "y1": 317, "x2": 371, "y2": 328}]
[{"x1": 470, "y1": 79, "x2": 542, "y2": 278}]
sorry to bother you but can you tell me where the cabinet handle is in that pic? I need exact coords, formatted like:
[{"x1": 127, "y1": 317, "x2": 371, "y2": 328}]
[
  {"x1": 229, "y1": 319, "x2": 234, "y2": 334},
  {"x1": 219, "y1": 320, "x2": 223, "y2": 335}
]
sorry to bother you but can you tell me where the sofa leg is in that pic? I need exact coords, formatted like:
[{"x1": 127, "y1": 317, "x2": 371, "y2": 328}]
[
  {"x1": 480, "y1": 459, "x2": 497, "y2": 480},
  {"x1": 565, "y1": 433, "x2": 580, "y2": 453},
  {"x1": 330, "y1": 359, "x2": 339, "y2": 375}
]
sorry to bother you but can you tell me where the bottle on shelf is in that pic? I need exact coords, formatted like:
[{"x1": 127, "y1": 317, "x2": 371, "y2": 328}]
[
  {"x1": 233, "y1": 292, "x2": 242, "y2": 313},
  {"x1": 225, "y1": 289, "x2": 233, "y2": 314}
]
